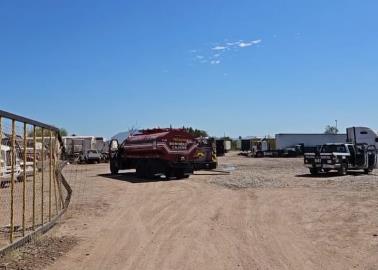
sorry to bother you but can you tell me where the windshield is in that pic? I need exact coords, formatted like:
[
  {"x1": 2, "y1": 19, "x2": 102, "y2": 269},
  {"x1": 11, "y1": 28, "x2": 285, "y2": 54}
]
[{"x1": 321, "y1": 145, "x2": 347, "y2": 153}]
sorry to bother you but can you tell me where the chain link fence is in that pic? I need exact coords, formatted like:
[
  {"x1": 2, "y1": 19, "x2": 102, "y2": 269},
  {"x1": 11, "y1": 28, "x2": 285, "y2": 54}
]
[{"x1": 0, "y1": 110, "x2": 71, "y2": 252}]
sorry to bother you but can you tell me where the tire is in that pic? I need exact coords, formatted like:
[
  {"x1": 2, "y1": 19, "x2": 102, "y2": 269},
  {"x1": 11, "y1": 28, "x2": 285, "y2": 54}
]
[
  {"x1": 338, "y1": 164, "x2": 347, "y2": 176},
  {"x1": 174, "y1": 169, "x2": 189, "y2": 179},
  {"x1": 110, "y1": 160, "x2": 119, "y2": 175},
  {"x1": 364, "y1": 169, "x2": 372, "y2": 174},
  {"x1": 136, "y1": 163, "x2": 146, "y2": 178},
  {"x1": 310, "y1": 168, "x2": 319, "y2": 175}
]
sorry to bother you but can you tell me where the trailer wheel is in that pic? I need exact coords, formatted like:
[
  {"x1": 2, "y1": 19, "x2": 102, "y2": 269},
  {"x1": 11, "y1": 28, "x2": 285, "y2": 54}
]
[
  {"x1": 309, "y1": 168, "x2": 319, "y2": 175},
  {"x1": 338, "y1": 164, "x2": 347, "y2": 176}
]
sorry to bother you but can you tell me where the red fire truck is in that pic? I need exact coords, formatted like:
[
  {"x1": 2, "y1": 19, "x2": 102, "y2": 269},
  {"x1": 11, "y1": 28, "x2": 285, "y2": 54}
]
[{"x1": 109, "y1": 128, "x2": 198, "y2": 179}]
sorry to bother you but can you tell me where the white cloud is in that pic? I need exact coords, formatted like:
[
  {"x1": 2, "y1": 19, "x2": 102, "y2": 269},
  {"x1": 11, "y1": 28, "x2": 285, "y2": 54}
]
[
  {"x1": 238, "y1": 39, "x2": 262, "y2": 48},
  {"x1": 212, "y1": 46, "x2": 227, "y2": 51},
  {"x1": 239, "y1": 42, "x2": 252, "y2": 48},
  {"x1": 190, "y1": 38, "x2": 261, "y2": 66}
]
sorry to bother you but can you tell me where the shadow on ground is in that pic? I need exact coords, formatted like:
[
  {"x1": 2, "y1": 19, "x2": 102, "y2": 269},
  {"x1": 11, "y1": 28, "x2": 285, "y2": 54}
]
[
  {"x1": 296, "y1": 171, "x2": 371, "y2": 178},
  {"x1": 97, "y1": 172, "x2": 187, "y2": 184}
]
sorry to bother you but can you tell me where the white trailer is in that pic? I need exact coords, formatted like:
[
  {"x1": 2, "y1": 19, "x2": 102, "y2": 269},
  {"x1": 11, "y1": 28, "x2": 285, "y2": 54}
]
[
  {"x1": 224, "y1": 140, "x2": 232, "y2": 152},
  {"x1": 275, "y1": 134, "x2": 347, "y2": 150},
  {"x1": 62, "y1": 136, "x2": 96, "y2": 155}
]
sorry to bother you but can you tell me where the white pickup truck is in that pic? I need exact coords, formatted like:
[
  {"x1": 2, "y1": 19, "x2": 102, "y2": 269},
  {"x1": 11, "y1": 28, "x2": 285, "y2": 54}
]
[
  {"x1": 304, "y1": 143, "x2": 377, "y2": 176},
  {"x1": 1, "y1": 145, "x2": 22, "y2": 186},
  {"x1": 81, "y1": 150, "x2": 101, "y2": 164}
]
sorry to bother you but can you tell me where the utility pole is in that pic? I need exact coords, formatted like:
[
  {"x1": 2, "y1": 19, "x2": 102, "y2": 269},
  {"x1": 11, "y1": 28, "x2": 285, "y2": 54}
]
[{"x1": 335, "y1": 120, "x2": 338, "y2": 130}]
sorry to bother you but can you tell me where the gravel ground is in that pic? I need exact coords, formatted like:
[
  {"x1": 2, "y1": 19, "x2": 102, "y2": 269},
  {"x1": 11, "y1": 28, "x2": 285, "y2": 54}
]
[
  {"x1": 211, "y1": 153, "x2": 378, "y2": 190},
  {"x1": 2, "y1": 153, "x2": 378, "y2": 270},
  {"x1": 0, "y1": 235, "x2": 77, "y2": 270}
]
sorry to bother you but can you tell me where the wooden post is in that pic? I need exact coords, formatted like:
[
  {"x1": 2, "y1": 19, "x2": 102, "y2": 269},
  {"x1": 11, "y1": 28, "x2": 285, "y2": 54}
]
[
  {"x1": 32, "y1": 125, "x2": 36, "y2": 230},
  {"x1": 22, "y1": 123, "x2": 27, "y2": 236},
  {"x1": 49, "y1": 130, "x2": 52, "y2": 221},
  {"x1": 41, "y1": 128, "x2": 44, "y2": 225},
  {"x1": 10, "y1": 120, "x2": 15, "y2": 243}
]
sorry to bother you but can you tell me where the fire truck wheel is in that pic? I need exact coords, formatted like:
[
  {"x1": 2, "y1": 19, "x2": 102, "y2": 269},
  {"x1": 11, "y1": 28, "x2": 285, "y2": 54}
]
[
  {"x1": 174, "y1": 169, "x2": 188, "y2": 179},
  {"x1": 110, "y1": 160, "x2": 119, "y2": 175},
  {"x1": 136, "y1": 162, "x2": 151, "y2": 178}
]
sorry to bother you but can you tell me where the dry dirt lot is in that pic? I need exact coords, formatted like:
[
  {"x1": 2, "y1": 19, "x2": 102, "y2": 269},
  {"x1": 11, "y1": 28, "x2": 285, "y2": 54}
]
[{"x1": 11, "y1": 153, "x2": 378, "y2": 270}]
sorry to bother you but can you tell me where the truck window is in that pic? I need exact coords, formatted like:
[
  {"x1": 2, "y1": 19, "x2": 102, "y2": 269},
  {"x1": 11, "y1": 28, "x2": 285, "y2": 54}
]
[
  {"x1": 360, "y1": 131, "x2": 368, "y2": 135},
  {"x1": 347, "y1": 146, "x2": 355, "y2": 155},
  {"x1": 321, "y1": 145, "x2": 347, "y2": 153}
]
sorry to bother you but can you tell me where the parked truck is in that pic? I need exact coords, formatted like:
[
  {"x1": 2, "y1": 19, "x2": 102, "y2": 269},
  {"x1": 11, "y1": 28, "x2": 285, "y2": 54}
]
[
  {"x1": 193, "y1": 137, "x2": 217, "y2": 171},
  {"x1": 304, "y1": 127, "x2": 378, "y2": 176},
  {"x1": 109, "y1": 128, "x2": 198, "y2": 179},
  {"x1": 304, "y1": 143, "x2": 377, "y2": 175}
]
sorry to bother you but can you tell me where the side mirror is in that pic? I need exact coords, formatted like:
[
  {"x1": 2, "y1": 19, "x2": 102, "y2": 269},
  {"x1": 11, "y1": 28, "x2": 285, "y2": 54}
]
[{"x1": 109, "y1": 139, "x2": 119, "y2": 152}]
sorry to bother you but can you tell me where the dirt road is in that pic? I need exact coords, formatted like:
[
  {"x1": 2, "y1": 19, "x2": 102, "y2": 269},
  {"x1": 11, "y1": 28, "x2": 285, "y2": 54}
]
[{"x1": 44, "y1": 154, "x2": 378, "y2": 270}]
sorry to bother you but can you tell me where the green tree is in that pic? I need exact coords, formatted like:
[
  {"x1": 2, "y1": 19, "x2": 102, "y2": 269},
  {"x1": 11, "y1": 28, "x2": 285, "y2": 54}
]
[
  {"x1": 183, "y1": 127, "x2": 208, "y2": 137},
  {"x1": 324, "y1": 125, "x2": 339, "y2": 134},
  {"x1": 59, "y1": 128, "x2": 68, "y2": 136}
]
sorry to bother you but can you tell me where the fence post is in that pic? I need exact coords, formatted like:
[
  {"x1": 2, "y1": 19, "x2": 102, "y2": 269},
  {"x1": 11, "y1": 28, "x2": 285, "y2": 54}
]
[
  {"x1": 33, "y1": 125, "x2": 36, "y2": 230},
  {"x1": 53, "y1": 133, "x2": 58, "y2": 214},
  {"x1": 10, "y1": 119, "x2": 15, "y2": 243},
  {"x1": 0, "y1": 117, "x2": 2, "y2": 232},
  {"x1": 41, "y1": 128, "x2": 44, "y2": 225},
  {"x1": 22, "y1": 122, "x2": 27, "y2": 237},
  {"x1": 49, "y1": 130, "x2": 52, "y2": 222}
]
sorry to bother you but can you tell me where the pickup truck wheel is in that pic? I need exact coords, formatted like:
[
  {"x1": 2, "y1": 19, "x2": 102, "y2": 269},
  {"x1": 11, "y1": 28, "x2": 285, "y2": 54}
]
[
  {"x1": 309, "y1": 168, "x2": 319, "y2": 175},
  {"x1": 338, "y1": 164, "x2": 347, "y2": 176}
]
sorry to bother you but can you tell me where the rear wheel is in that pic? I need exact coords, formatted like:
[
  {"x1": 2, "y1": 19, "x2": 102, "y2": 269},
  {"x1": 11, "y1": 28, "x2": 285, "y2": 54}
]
[
  {"x1": 309, "y1": 168, "x2": 319, "y2": 175},
  {"x1": 338, "y1": 164, "x2": 347, "y2": 176},
  {"x1": 174, "y1": 169, "x2": 187, "y2": 179},
  {"x1": 136, "y1": 163, "x2": 145, "y2": 178},
  {"x1": 364, "y1": 168, "x2": 372, "y2": 174},
  {"x1": 110, "y1": 159, "x2": 119, "y2": 175}
]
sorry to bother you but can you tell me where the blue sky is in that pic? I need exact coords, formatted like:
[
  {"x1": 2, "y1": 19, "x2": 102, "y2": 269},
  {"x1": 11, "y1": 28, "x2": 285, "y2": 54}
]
[{"x1": 1, "y1": 0, "x2": 378, "y2": 138}]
